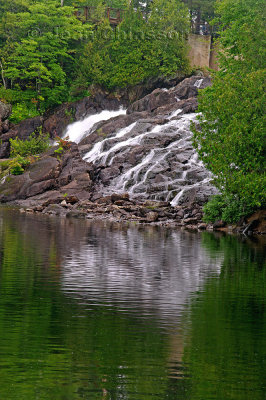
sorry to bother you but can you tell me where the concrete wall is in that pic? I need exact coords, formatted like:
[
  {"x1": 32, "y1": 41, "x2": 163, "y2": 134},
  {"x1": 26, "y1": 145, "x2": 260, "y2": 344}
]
[{"x1": 187, "y1": 34, "x2": 219, "y2": 71}]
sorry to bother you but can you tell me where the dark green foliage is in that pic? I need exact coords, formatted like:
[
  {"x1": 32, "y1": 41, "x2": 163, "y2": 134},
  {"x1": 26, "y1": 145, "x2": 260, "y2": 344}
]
[
  {"x1": 0, "y1": 0, "x2": 191, "y2": 114},
  {"x1": 193, "y1": 0, "x2": 266, "y2": 221},
  {"x1": 73, "y1": 1, "x2": 190, "y2": 92},
  {"x1": 203, "y1": 194, "x2": 255, "y2": 223},
  {"x1": 184, "y1": 232, "x2": 266, "y2": 399},
  {"x1": 0, "y1": 1, "x2": 92, "y2": 113}
]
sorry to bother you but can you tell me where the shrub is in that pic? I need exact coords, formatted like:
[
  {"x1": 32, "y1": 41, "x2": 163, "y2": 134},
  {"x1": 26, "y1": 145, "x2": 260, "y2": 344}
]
[
  {"x1": 0, "y1": 155, "x2": 31, "y2": 176},
  {"x1": 203, "y1": 195, "x2": 255, "y2": 224},
  {"x1": 9, "y1": 103, "x2": 40, "y2": 124},
  {"x1": 10, "y1": 130, "x2": 50, "y2": 158}
]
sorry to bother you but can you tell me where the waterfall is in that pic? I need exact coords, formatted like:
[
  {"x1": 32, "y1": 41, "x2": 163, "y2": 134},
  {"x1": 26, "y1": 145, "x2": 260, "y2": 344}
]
[
  {"x1": 62, "y1": 78, "x2": 216, "y2": 205},
  {"x1": 84, "y1": 122, "x2": 137, "y2": 164},
  {"x1": 81, "y1": 111, "x2": 214, "y2": 204},
  {"x1": 63, "y1": 108, "x2": 126, "y2": 144}
]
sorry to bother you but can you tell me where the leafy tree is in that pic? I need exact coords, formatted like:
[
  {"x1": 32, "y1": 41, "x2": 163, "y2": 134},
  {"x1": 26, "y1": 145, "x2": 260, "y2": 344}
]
[
  {"x1": 193, "y1": 0, "x2": 266, "y2": 215},
  {"x1": 0, "y1": 1, "x2": 92, "y2": 113},
  {"x1": 184, "y1": 0, "x2": 216, "y2": 27},
  {"x1": 74, "y1": 1, "x2": 190, "y2": 91}
]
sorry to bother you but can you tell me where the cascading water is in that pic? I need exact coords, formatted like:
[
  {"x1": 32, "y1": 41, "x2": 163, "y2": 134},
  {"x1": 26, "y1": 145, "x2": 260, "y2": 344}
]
[
  {"x1": 81, "y1": 112, "x2": 214, "y2": 204},
  {"x1": 84, "y1": 122, "x2": 137, "y2": 164},
  {"x1": 63, "y1": 76, "x2": 217, "y2": 205},
  {"x1": 63, "y1": 108, "x2": 126, "y2": 144}
]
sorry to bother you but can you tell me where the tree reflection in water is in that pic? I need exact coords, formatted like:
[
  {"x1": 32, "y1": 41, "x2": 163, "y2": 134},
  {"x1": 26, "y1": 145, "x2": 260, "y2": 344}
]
[{"x1": 0, "y1": 209, "x2": 264, "y2": 400}]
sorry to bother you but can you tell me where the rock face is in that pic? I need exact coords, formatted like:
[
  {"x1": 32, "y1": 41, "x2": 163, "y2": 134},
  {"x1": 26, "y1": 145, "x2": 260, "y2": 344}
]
[
  {"x1": 0, "y1": 74, "x2": 220, "y2": 229},
  {"x1": 41, "y1": 74, "x2": 187, "y2": 140},
  {"x1": 80, "y1": 75, "x2": 217, "y2": 206},
  {"x1": 43, "y1": 93, "x2": 124, "y2": 139},
  {"x1": 0, "y1": 143, "x2": 93, "y2": 203},
  {"x1": 0, "y1": 101, "x2": 12, "y2": 146}
]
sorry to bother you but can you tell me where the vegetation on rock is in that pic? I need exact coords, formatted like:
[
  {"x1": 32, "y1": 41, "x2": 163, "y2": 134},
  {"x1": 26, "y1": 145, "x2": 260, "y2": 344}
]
[
  {"x1": 0, "y1": 131, "x2": 50, "y2": 177},
  {"x1": 10, "y1": 131, "x2": 50, "y2": 158}
]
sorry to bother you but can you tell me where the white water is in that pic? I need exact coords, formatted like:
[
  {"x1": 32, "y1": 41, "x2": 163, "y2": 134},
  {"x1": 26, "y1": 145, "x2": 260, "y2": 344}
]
[
  {"x1": 63, "y1": 108, "x2": 126, "y2": 144},
  {"x1": 76, "y1": 109, "x2": 215, "y2": 204},
  {"x1": 108, "y1": 114, "x2": 198, "y2": 197},
  {"x1": 84, "y1": 122, "x2": 137, "y2": 164},
  {"x1": 62, "y1": 95, "x2": 215, "y2": 205},
  {"x1": 194, "y1": 79, "x2": 204, "y2": 89},
  {"x1": 168, "y1": 108, "x2": 183, "y2": 119}
]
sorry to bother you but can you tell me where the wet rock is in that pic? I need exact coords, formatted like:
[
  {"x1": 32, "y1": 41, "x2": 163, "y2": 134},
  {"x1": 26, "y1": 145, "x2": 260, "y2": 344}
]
[
  {"x1": 127, "y1": 88, "x2": 176, "y2": 114},
  {"x1": 155, "y1": 97, "x2": 198, "y2": 117},
  {"x1": 0, "y1": 119, "x2": 10, "y2": 134},
  {"x1": 43, "y1": 92, "x2": 124, "y2": 139},
  {"x1": 96, "y1": 196, "x2": 112, "y2": 205},
  {"x1": 0, "y1": 142, "x2": 10, "y2": 158},
  {"x1": 198, "y1": 223, "x2": 207, "y2": 230},
  {"x1": 146, "y1": 211, "x2": 159, "y2": 222},
  {"x1": 80, "y1": 112, "x2": 148, "y2": 148},
  {"x1": 43, "y1": 204, "x2": 66, "y2": 216},
  {"x1": 111, "y1": 193, "x2": 129, "y2": 203},
  {"x1": 0, "y1": 74, "x2": 218, "y2": 223},
  {"x1": 171, "y1": 76, "x2": 211, "y2": 100},
  {"x1": 0, "y1": 143, "x2": 93, "y2": 203},
  {"x1": 98, "y1": 166, "x2": 121, "y2": 184},
  {"x1": 65, "y1": 195, "x2": 79, "y2": 204},
  {"x1": 66, "y1": 209, "x2": 87, "y2": 218},
  {"x1": 176, "y1": 210, "x2": 184, "y2": 219},
  {"x1": 183, "y1": 217, "x2": 199, "y2": 225}
]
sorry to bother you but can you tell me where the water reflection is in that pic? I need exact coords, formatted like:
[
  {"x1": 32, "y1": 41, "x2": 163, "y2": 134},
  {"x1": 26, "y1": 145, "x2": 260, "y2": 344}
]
[
  {"x1": 0, "y1": 209, "x2": 264, "y2": 400},
  {"x1": 61, "y1": 221, "x2": 222, "y2": 321}
]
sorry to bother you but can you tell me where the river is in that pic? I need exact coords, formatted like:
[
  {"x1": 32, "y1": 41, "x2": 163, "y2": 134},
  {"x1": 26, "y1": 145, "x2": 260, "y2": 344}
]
[{"x1": 0, "y1": 208, "x2": 265, "y2": 399}]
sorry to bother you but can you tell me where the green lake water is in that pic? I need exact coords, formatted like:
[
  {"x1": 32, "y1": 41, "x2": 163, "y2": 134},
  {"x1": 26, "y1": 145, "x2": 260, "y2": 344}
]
[{"x1": 0, "y1": 209, "x2": 265, "y2": 400}]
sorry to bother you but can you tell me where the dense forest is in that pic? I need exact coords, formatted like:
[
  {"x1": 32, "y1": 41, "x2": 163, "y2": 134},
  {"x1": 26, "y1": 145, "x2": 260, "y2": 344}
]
[{"x1": 0, "y1": 0, "x2": 195, "y2": 122}]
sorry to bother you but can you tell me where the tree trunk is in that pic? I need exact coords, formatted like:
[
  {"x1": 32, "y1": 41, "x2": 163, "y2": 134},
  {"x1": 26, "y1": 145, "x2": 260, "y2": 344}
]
[{"x1": 0, "y1": 60, "x2": 7, "y2": 89}]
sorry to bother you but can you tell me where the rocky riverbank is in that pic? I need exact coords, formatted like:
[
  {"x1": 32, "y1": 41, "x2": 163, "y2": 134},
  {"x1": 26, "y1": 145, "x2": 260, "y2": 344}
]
[
  {"x1": 0, "y1": 74, "x2": 265, "y2": 235},
  {"x1": 16, "y1": 193, "x2": 265, "y2": 235}
]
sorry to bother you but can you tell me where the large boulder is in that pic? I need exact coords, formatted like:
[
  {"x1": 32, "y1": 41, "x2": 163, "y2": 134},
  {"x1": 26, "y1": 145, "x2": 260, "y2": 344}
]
[
  {"x1": 0, "y1": 143, "x2": 94, "y2": 203},
  {"x1": 127, "y1": 75, "x2": 211, "y2": 115},
  {"x1": 127, "y1": 88, "x2": 176, "y2": 114}
]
